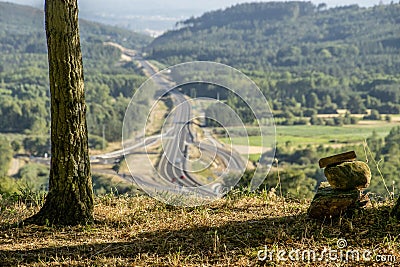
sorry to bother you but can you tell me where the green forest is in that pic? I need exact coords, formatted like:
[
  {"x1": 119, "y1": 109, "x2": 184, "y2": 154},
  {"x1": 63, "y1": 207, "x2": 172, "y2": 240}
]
[
  {"x1": 2, "y1": 2, "x2": 400, "y2": 265},
  {"x1": 0, "y1": 2, "x2": 151, "y2": 195},
  {"x1": 146, "y1": 1, "x2": 400, "y2": 199},
  {"x1": 0, "y1": 1, "x2": 400, "y2": 200},
  {"x1": 0, "y1": 2, "x2": 151, "y2": 143},
  {"x1": 148, "y1": 1, "x2": 400, "y2": 118}
]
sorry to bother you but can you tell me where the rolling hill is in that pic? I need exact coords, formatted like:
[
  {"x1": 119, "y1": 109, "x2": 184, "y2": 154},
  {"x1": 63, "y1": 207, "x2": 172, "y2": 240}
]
[
  {"x1": 146, "y1": 1, "x2": 400, "y2": 74},
  {"x1": 146, "y1": 1, "x2": 400, "y2": 118},
  {"x1": 0, "y1": 1, "x2": 152, "y2": 140}
]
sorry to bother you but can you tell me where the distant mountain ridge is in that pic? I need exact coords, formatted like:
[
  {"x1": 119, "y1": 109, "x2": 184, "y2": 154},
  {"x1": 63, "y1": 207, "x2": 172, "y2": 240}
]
[
  {"x1": 146, "y1": 1, "x2": 400, "y2": 74},
  {"x1": 145, "y1": 1, "x2": 400, "y2": 120},
  {"x1": 0, "y1": 1, "x2": 152, "y2": 52},
  {"x1": 0, "y1": 1, "x2": 151, "y2": 140}
]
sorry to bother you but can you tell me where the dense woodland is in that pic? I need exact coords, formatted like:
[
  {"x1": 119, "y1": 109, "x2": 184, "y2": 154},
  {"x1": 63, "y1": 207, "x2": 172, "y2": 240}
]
[
  {"x1": 147, "y1": 1, "x2": 400, "y2": 198},
  {"x1": 0, "y1": 2, "x2": 151, "y2": 195},
  {"x1": 0, "y1": 2, "x2": 151, "y2": 143},
  {"x1": 148, "y1": 1, "x2": 400, "y2": 119},
  {"x1": 0, "y1": 1, "x2": 400, "y2": 199}
]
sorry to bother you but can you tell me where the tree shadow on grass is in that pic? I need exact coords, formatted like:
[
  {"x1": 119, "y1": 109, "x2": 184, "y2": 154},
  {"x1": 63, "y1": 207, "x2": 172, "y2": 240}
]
[
  {"x1": 0, "y1": 204, "x2": 398, "y2": 265},
  {"x1": 0, "y1": 214, "x2": 302, "y2": 265}
]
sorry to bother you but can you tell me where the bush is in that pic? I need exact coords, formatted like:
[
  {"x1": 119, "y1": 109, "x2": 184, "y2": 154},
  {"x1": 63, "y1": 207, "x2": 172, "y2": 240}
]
[
  {"x1": 334, "y1": 116, "x2": 344, "y2": 126},
  {"x1": 294, "y1": 118, "x2": 309, "y2": 125},
  {"x1": 310, "y1": 115, "x2": 325, "y2": 125},
  {"x1": 89, "y1": 134, "x2": 108, "y2": 150},
  {"x1": 0, "y1": 176, "x2": 19, "y2": 195},
  {"x1": 16, "y1": 163, "x2": 49, "y2": 192},
  {"x1": 23, "y1": 136, "x2": 50, "y2": 156},
  {"x1": 0, "y1": 139, "x2": 12, "y2": 177},
  {"x1": 363, "y1": 109, "x2": 381, "y2": 120},
  {"x1": 92, "y1": 174, "x2": 138, "y2": 195},
  {"x1": 303, "y1": 108, "x2": 318, "y2": 117},
  {"x1": 350, "y1": 116, "x2": 359, "y2": 124}
]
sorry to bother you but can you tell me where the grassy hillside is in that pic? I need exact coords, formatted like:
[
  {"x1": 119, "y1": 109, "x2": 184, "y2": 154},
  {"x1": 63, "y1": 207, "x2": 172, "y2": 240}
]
[
  {"x1": 0, "y1": 1, "x2": 152, "y2": 141},
  {"x1": 0, "y1": 1, "x2": 153, "y2": 196},
  {"x1": 146, "y1": 2, "x2": 400, "y2": 117},
  {"x1": 0, "y1": 2, "x2": 151, "y2": 52},
  {"x1": 0, "y1": 193, "x2": 399, "y2": 266},
  {"x1": 147, "y1": 1, "x2": 400, "y2": 74},
  {"x1": 143, "y1": 2, "x2": 400, "y2": 200}
]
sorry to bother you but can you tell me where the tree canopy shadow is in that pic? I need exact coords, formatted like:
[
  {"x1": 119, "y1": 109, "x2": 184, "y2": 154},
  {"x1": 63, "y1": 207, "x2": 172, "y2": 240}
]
[
  {"x1": 0, "y1": 203, "x2": 398, "y2": 265},
  {"x1": 1, "y1": 213, "x2": 302, "y2": 265}
]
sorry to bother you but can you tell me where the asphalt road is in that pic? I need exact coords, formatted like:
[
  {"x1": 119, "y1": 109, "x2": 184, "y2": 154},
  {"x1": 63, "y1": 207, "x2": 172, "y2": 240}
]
[
  {"x1": 91, "y1": 54, "x2": 245, "y2": 197},
  {"x1": 156, "y1": 90, "x2": 203, "y2": 187},
  {"x1": 28, "y1": 48, "x2": 245, "y2": 201},
  {"x1": 135, "y1": 58, "x2": 201, "y2": 186},
  {"x1": 137, "y1": 58, "x2": 245, "y2": 187}
]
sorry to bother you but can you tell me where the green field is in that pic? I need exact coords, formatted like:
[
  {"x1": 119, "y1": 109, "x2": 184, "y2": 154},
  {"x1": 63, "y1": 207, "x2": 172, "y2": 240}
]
[{"x1": 219, "y1": 122, "x2": 399, "y2": 147}]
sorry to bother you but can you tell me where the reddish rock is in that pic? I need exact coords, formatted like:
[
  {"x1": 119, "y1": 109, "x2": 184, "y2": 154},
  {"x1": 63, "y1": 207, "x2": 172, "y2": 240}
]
[{"x1": 308, "y1": 182, "x2": 361, "y2": 219}]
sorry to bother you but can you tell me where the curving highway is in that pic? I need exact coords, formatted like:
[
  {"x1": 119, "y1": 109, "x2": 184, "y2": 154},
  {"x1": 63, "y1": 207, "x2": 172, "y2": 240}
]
[
  {"x1": 95, "y1": 45, "x2": 245, "y2": 199},
  {"x1": 25, "y1": 44, "x2": 246, "y2": 203},
  {"x1": 136, "y1": 57, "x2": 245, "y2": 189}
]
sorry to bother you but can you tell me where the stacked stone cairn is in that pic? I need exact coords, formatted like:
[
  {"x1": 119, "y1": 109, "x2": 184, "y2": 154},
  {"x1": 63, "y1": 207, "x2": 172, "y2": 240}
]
[{"x1": 308, "y1": 151, "x2": 372, "y2": 219}]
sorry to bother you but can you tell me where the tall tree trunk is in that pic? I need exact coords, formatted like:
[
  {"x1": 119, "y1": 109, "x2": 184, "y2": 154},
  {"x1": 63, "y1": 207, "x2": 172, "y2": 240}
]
[{"x1": 25, "y1": 0, "x2": 93, "y2": 225}]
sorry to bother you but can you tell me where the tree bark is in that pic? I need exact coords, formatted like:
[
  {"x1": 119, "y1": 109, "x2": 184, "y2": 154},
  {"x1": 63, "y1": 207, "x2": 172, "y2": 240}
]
[{"x1": 25, "y1": 0, "x2": 94, "y2": 225}]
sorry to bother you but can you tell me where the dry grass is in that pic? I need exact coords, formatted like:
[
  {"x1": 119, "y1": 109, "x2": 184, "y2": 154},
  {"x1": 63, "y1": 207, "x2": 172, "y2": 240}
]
[
  {"x1": 145, "y1": 102, "x2": 169, "y2": 137},
  {"x1": 0, "y1": 192, "x2": 399, "y2": 266}
]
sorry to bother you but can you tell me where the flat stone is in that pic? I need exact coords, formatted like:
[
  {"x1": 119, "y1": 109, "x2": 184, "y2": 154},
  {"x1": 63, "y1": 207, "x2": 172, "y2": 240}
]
[
  {"x1": 308, "y1": 182, "x2": 360, "y2": 219},
  {"x1": 324, "y1": 161, "x2": 371, "y2": 190},
  {"x1": 319, "y1": 151, "x2": 357, "y2": 168}
]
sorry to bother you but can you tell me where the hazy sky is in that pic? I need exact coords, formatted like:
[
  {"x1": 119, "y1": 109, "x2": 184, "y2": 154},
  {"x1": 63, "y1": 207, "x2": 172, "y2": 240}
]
[{"x1": 6, "y1": 0, "x2": 393, "y2": 14}]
